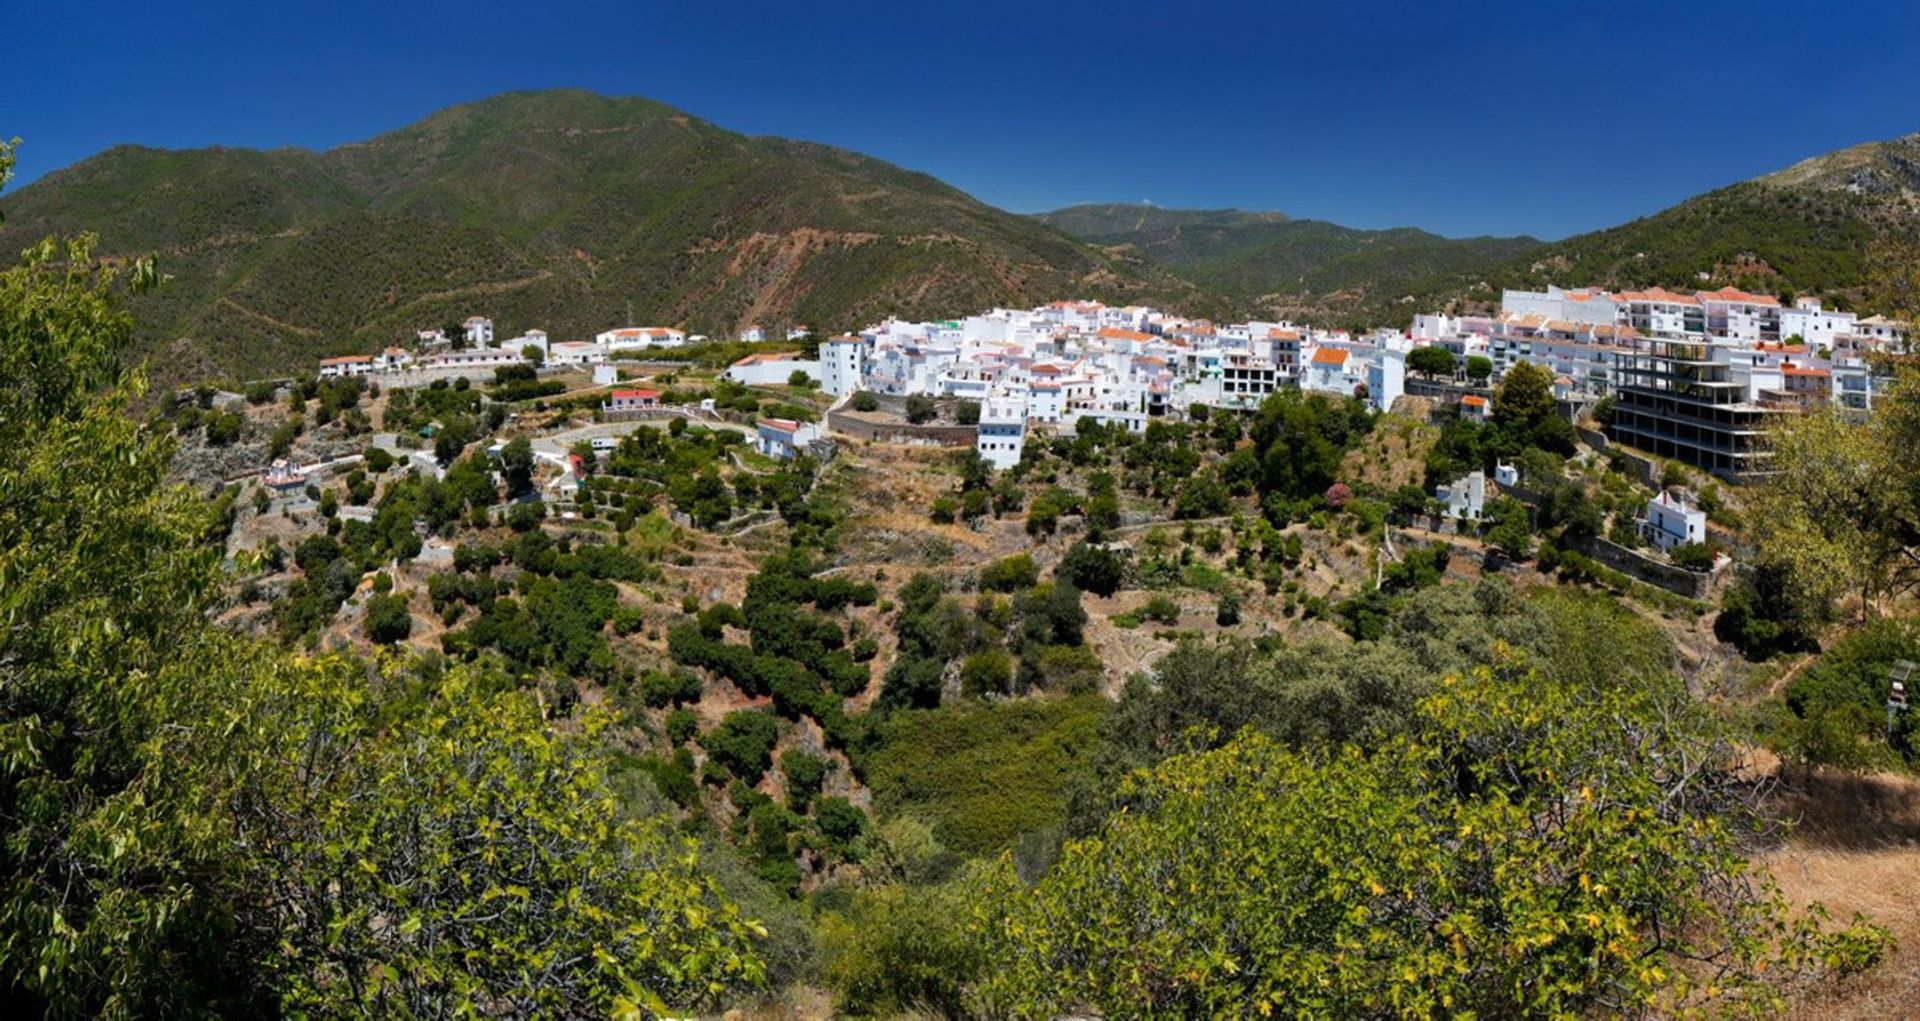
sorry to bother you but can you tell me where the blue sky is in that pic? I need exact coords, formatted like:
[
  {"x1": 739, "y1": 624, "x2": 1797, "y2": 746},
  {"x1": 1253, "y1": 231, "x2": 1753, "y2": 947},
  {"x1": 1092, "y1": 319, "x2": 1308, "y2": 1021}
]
[{"x1": 6, "y1": 0, "x2": 1919, "y2": 239}]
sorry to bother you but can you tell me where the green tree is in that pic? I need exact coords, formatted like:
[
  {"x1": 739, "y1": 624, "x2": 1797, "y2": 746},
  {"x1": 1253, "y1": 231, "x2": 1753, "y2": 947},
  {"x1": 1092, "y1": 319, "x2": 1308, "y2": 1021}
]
[
  {"x1": 1751, "y1": 402, "x2": 1905, "y2": 623},
  {"x1": 500, "y1": 435, "x2": 535, "y2": 496},
  {"x1": 362, "y1": 592, "x2": 413, "y2": 644},
  {"x1": 955, "y1": 399, "x2": 981, "y2": 425},
  {"x1": 780, "y1": 749, "x2": 829, "y2": 812},
  {"x1": 702, "y1": 710, "x2": 781, "y2": 781},
  {"x1": 1492, "y1": 360, "x2": 1556, "y2": 434},
  {"x1": 1465, "y1": 354, "x2": 1493, "y2": 384},
  {"x1": 1407, "y1": 345, "x2": 1456, "y2": 378},
  {"x1": 904, "y1": 394, "x2": 936, "y2": 425},
  {"x1": 1056, "y1": 542, "x2": 1127, "y2": 597}
]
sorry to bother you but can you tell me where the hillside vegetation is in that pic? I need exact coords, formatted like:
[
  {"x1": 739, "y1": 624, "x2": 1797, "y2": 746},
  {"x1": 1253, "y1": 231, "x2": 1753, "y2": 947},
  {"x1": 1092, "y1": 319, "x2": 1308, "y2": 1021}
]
[
  {"x1": 1045, "y1": 131, "x2": 1920, "y2": 328},
  {"x1": 0, "y1": 91, "x2": 1212, "y2": 381},
  {"x1": 1036, "y1": 203, "x2": 1540, "y2": 326}
]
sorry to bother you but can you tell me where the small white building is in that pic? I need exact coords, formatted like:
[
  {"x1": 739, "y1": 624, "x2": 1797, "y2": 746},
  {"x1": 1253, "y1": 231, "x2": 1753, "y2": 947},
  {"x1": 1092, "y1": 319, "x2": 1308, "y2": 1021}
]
[
  {"x1": 1460, "y1": 394, "x2": 1491, "y2": 422},
  {"x1": 1641, "y1": 490, "x2": 1706, "y2": 551},
  {"x1": 604, "y1": 388, "x2": 661, "y2": 414},
  {"x1": 509, "y1": 329, "x2": 550, "y2": 358},
  {"x1": 723, "y1": 352, "x2": 821, "y2": 387},
  {"x1": 819, "y1": 335, "x2": 866, "y2": 396},
  {"x1": 1437, "y1": 470, "x2": 1487, "y2": 521},
  {"x1": 463, "y1": 316, "x2": 494, "y2": 349},
  {"x1": 739, "y1": 325, "x2": 766, "y2": 343},
  {"x1": 1303, "y1": 347, "x2": 1355, "y2": 395},
  {"x1": 547, "y1": 341, "x2": 606, "y2": 367},
  {"x1": 318, "y1": 354, "x2": 375, "y2": 379},
  {"x1": 1366, "y1": 348, "x2": 1405, "y2": 413},
  {"x1": 755, "y1": 418, "x2": 820, "y2": 460},
  {"x1": 427, "y1": 348, "x2": 525, "y2": 381},
  {"x1": 975, "y1": 397, "x2": 1028, "y2": 470}
]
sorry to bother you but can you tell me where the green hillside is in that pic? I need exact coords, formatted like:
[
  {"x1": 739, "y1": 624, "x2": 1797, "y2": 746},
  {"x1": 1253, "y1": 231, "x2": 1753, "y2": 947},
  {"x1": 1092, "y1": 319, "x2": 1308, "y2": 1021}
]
[
  {"x1": 0, "y1": 91, "x2": 1213, "y2": 381},
  {"x1": 1464, "y1": 134, "x2": 1920, "y2": 313},
  {"x1": 1035, "y1": 203, "x2": 1540, "y2": 326}
]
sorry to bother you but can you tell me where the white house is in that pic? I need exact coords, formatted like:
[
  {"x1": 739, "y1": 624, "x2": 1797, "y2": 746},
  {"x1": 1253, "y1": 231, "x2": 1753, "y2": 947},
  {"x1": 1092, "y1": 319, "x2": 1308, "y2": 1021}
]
[
  {"x1": 1366, "y1": 348, "x2": 1405, "y2": 413},
  {"x1": 604, "y1": 388, "x2": 661, "y2": 414},
  {"x1": 1303, "y1": 347, "x2": 1355, "y2": 395},
  {"x1": 1780, "y1": 299, "x2": 1856, "y2": 350},
  {"x1": 1641, "y1": 490, "x2": 1707, "y2": 551},
  {"x1": 547, "y1": 341, "x2": 606, "y2": 367},
  {"x1": 318, "y1": 354, "x2": 375, "y2": 379},
  {"x1": 819, "y1": 335, "x2": 866, "y2": 395},
  {"x1": 427, "y1": 348, "x2": 525, "y2": 380},
  {"x1": 596, "y1": 327, "x2": 686, "y2": 351},
  {"x1": 1437, "y1": 470, "x2": 1487, "y2": 521},
  {"x1": 975, "y1": 397, "x2": 1028, "y2": 470},
  {"x1": 509, "y1": 329, "x2": 550, "y2": 358},
  {"x1": 755, "y1": 418, "x2": 820, "y2": 460},
  {"x1": 1460, "y1": 394, "x2": 1491, "y2": 422},
  {"x1": 374, "y1": 347, "x2": 412, "y2": 371},
  {"x1": 723, "y1": 352, "x2": 821, "y2": 387},
  {"x1": 463, "y1": 316, "x2": 494, "y2": 349},
  {"x1": 739, "y1": 325, "x2": 766, "y2": 343}
]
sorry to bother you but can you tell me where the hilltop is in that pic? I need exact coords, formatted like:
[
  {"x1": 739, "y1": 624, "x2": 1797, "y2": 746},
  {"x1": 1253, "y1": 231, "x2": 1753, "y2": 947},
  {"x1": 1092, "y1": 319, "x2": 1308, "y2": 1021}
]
[
  {"x1": 0, "y1": 91, "x2": 1212, "y2": 381},
  {"x1": 1044, "y1": 130, "x2": 1920, "y2": 328},
  {"x1": 1459, "y1": 131, "x2": 1920, "y2": 315},
  {"x1": 1035, "y1": 203, "x2": 1541, "y2": 327}
]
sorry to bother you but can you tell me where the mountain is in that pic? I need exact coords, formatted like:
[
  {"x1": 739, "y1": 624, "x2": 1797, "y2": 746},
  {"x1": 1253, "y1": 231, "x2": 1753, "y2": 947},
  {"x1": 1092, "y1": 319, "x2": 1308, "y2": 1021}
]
[
  {"x1": 0, "y1": 91, "x2": 1213, "y2": 381},
  {"x1": 1465, "y1": 133, "x2": 1920, "y2": 313},
  {"x1": 1035, "y1": 204, "x2": 1541, "y2": 326}
]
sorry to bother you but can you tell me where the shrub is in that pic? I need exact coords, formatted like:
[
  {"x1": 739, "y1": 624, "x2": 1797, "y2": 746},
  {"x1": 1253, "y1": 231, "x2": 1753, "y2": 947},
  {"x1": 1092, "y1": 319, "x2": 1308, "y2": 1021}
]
[
  {"x1": 980, "y1": 554, "x2": 1039, "y2": 593},
  {"x1": 815, "y1": 796, "x2": 868, "y2": 849},
  {"x1": 781, "y1": 749, "x2": 830, "y2": 812},
  {"x1": 701, "y1": 710, "x2": 780, "y2": 782},
  {"x1": 960, "y1": 649, "x2": 1015, "y2": 697},
  {"x1": 362, "y1": 593, "x2": 413, "y2": 645},
  {"x1": 1056, "y1": 542, "x2": 1127, "y2": 597},
  {"x1": 1140, "y1": 595, "x2": 1180, "y2": 624}
]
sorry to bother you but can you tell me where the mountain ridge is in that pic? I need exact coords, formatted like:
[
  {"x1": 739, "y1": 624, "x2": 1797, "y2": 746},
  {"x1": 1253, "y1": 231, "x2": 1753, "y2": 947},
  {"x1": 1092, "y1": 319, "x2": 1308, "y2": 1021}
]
[
  {"x1": 0, "y1": 90, "x2": 1214, "y2": 381},
  {"x1": 1036, "y1": 202, "x2": 1542, "y2": 327}
]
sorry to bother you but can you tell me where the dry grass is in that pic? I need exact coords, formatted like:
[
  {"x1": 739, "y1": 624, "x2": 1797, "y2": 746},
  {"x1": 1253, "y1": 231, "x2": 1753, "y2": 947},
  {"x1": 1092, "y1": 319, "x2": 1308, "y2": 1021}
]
[{"x1": 1761, "y1": 766, "x2": 1920, "y2": 1019}]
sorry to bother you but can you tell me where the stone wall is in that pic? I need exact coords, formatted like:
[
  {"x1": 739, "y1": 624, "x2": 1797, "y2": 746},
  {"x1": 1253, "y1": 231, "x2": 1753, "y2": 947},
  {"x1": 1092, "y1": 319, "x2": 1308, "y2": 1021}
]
[
  {"x1": 826, "y1": 409, "x2": 978, "y2": 447},
  {"x1": 1575, "y1": 535, "x2": 1728, "y2": 600}
]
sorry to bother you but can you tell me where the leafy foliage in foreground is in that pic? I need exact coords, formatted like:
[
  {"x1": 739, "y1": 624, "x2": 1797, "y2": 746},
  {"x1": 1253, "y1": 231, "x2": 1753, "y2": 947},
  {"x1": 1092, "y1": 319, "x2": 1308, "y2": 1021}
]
[
  {"x1": 970, "y1": 663, "x2": 1888, "y2": 1018},
  {"x1": 0, "y1": 143, "x2": 763, "y2": 1015},
  {"x1": 254, "y1": 658, "x2": 765, "y2": 1016}
]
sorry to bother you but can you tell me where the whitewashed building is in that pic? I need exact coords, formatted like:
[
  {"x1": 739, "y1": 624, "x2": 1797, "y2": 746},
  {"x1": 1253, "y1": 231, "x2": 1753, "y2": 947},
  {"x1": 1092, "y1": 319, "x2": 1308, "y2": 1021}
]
[
  {"x1": 463, "y1": 316, "x2": 494, "y2": 349},
  {"x1": 975, "y1": 397, "x2": 1028, "y2": 470},
  {"x1": 1641, "y1": 490, "x2": 1707, "y2": 551}
]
